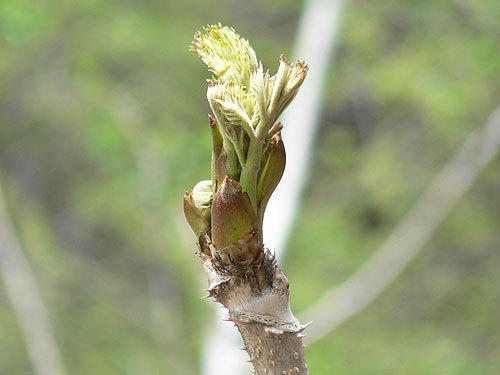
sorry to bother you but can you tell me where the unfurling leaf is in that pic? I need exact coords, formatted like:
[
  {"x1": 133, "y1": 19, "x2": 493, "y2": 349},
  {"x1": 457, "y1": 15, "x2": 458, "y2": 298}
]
[
  {"x1": 213, "y1": 99, "x2": 253, "y2": 133},
  {"x1": 191, "y1": 24, "x2": 258, "y2": 85}
]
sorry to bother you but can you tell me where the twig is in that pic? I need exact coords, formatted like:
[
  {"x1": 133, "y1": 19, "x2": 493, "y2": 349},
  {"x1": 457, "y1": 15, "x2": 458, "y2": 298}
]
[
  {"x1": 0, "y1": 178, "x2": 67, "y2": 375},
  {"x1": 299, "y1": 105, "x2": 500, "y2": 344}
]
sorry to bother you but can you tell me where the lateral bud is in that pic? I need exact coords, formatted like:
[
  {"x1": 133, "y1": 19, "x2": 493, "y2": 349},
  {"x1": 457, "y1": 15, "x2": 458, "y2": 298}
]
[
  {"x1": 192, "y1": 180, "x2": 213, "y2": 219},
  {"x1": 183, "y1": 191, "x2": 210, "y2": 237},
  {"x1": 211, "y1": 177, "x2": 257, "y2": 252}
]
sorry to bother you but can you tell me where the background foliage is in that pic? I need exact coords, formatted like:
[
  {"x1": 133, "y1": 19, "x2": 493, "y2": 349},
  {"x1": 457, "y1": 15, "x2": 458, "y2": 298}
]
[{"x1": 1, "y1": 0, "x2": 499, "y2": 374}]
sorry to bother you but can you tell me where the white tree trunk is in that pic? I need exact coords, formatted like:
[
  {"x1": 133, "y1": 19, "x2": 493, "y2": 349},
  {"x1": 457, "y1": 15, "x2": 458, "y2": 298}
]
[
  {"x1": 0, "y1": 181, "x2": 67, "y2": 375},
  {"x1": 300, "y1": 105, "x2": 500, "y2": 343}
]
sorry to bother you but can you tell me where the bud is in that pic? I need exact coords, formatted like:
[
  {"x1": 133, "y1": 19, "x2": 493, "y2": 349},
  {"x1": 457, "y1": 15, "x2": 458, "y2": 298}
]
[
  {"x1": 211, "y1": 177, "x2": 257, "y2": 251},
  {"x1": 257, "y1": 132, "x2": 286, "y2": 226},
  {"x1": 267, "y1": 56, "x2": 309, "y2": 123},
  {"x1": 183, "y1": 191, "x2": 210, "y2": 237},
  {"x1": 189, "y1": 24, "x2": 307, "y2": 262},
  {"x1": 192, "y1": 180, "x2": 213, "y2": 219},
  {"x1": 274, "y1": 59, "x2": 308, "y2": 120}
]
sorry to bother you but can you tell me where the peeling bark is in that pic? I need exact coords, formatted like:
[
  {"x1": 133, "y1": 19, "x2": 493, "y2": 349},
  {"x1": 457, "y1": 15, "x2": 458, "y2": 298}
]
[{"x1": 198, "y1": 232, "x2": 309, "y2": 375}]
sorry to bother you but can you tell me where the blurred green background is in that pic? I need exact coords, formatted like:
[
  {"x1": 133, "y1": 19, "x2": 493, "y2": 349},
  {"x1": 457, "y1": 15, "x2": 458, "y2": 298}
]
[{"x1": 1, "y1": 0, "x2": 499, "y2": 374}]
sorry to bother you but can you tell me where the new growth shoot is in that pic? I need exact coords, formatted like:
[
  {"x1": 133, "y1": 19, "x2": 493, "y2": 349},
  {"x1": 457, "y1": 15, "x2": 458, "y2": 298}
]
[{"x1": 185, "y1": 24, "x2": 308, "y2": 261}]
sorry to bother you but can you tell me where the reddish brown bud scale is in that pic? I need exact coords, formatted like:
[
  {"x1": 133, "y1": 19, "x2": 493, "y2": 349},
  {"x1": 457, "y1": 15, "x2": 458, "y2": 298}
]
[
  {"x1": 211, "y1": 177, "x2": 257, "y2": 252},
  {"x1": 257, "y1": 132, "x2": 286, "y2": 226}
]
